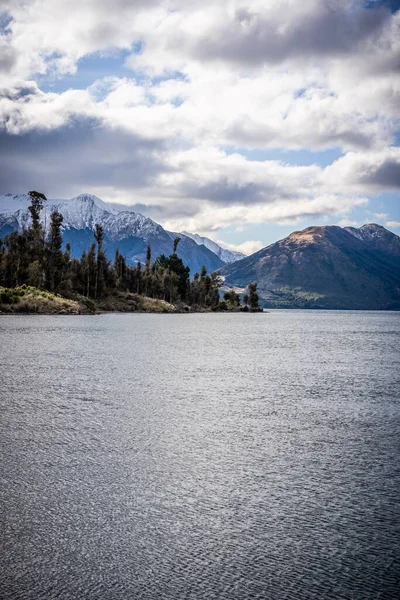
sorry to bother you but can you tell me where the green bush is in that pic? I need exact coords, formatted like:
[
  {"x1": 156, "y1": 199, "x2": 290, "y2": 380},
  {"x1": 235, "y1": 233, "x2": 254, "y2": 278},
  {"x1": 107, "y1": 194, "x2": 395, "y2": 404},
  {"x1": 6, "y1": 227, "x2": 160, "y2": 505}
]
[
  {"x1": 83, "y1": 298, "x2": 96, "y2": 313},
  {"x1": 0, "y1": 285, "x2": 59, "y2": 305},
  {"x1": 217, "y1": 300, "x2": 228, "y2": 311},
  {"x1": 0, "y1": 290, "x2": 17, "y2": 304}
]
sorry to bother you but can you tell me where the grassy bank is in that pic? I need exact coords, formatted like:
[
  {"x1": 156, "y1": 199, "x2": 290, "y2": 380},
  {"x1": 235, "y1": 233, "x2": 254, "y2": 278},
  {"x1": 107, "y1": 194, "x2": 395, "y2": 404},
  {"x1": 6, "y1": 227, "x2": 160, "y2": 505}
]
[
  {"x1": 0, "y1": 286, "x2": 81, "y2": 314},
  {"x1": 0, "y1": 286, "x2": 264, "y2": 315},
  {"x1": 97, "y1": 291, "x2": 177, "y2": 313},
  {"x1": 0, "y1": 286, "x2": 179, "y2": 314}
]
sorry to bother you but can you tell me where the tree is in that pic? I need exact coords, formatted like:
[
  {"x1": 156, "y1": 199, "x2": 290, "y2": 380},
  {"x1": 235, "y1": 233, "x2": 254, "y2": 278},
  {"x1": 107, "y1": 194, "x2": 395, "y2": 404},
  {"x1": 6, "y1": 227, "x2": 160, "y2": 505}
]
[
  {"x1": 28, "y1": 190, "x2": 47, "y2": 217},
  {"x1": 223, "y1": 289, "x2": 241, "y2": 308},
  {"x1": 27, "y1": 190, "x2": 47, "y2": 286},
  {"x1": 45, "y1": 210, "x2": 63, "y2": 291},
  {"x1": 94, "y1": 224, "x2": 106, "y2": 299},
  {"x1": 114, "y1": 249, "x2": 127, "y2": 290},
  {"x1": 207, "y1": 272, "x2": 222, "y2": 308},
  {"x1": 154, "y1": 247, "x2": 189, "y2": 301},
  {"x1": 27, "y1": 190, "x2": 46, "y2": 241},
  {"x1": 136, "y1": 261, "x2": 142, "y2": 294},
  {"x1": 0, "y1": 195, "x2": 230, "y2": 312},
  {"x1": 61, "y1": 243, "x2": 72, "y2": 291},
  {"x1": 2, "y1": 231, "x2": 29, "y2": 287},
  {"x1": 167, "y1": 253, "x2": 190, "y2": 301},
  {"x1": 0, "y1": 238, "x2": 4, "y2": 286},
  {"x1": 248, "y1": 282, "x2": 260, "y2": 311},
  {"x1": 145, "y1": 243, "x2": 152, "y2": 269},
  {"x1": 28, "y1": 190, "x2": 47, "y2": 235},
  {"x1": 173, "y1": 236, "x2": 181, "y2": 255},
  {"x1": 27, "y1": 260, "x2": 42, "y2": 287},
  {"x1": 86, "y1": 244, "x2": 97, "y2": 297}
]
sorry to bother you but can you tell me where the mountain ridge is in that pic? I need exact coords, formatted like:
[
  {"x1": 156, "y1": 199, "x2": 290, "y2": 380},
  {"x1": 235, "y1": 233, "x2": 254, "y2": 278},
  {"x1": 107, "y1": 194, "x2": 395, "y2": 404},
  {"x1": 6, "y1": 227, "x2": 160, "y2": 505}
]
[
  {"x1": 222, "y1": 223, "x2": 400, "y2": 310},
  {"x1": 0, "y1": 193, "x2": 237, "y2": 274},
  {"x1": 181, "y1": 231, "x2": 245, "y2": 264}
]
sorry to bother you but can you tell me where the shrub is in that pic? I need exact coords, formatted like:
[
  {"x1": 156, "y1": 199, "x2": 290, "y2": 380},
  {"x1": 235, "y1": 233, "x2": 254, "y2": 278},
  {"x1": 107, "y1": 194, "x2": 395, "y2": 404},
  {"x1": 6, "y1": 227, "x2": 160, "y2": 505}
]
[
  {"x1": 0, "y1": 290, "x2": 17, "y2": 304},
  {"x1": 83, "y1": 298, "x2": 96, "y2": 313}
]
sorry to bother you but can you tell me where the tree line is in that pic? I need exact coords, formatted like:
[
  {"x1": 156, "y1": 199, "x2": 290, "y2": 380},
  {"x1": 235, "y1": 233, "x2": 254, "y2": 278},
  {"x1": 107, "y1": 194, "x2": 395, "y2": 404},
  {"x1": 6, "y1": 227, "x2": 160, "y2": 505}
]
[{"x1": 0, "y1": 191, "x2": 260, "y2": 311}]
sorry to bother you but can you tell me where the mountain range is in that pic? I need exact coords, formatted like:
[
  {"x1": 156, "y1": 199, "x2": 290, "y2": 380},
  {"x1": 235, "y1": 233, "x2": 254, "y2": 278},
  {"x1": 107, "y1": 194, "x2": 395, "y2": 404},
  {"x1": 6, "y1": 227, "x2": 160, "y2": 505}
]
[
  {"x1": 1, "y1": 193, "x2": 399, "y2": 309},
  {"x1": 222, "y1": 224, "x2": 400, "y2": 310},
  {"x1": 0, "y1": 193, "x2": 242, "y2": 274},
  {"x1": 181, "y1": 232, "x2": 245, "y2": 264}
]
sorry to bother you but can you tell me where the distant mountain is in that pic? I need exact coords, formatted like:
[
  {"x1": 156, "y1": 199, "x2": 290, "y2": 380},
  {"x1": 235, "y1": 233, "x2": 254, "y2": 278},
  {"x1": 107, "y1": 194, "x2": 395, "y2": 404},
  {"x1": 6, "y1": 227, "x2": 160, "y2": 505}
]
[
  {"x1": 0, "y1": 193, "x2": 226, "y2": 274},
  {"x1": 181, "y1": 232, "x2": 246, "y2": 264},
  {"x1": 222, "y1": 224, "x2": 400, "y2": 310}
]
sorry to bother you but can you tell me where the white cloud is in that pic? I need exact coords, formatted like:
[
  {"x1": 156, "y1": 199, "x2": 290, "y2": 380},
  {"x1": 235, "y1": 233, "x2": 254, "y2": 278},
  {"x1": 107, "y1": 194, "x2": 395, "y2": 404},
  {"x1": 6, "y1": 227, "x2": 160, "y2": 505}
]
[
  {"x1": 323, "y1": 147, "x2": 400, "y2": 193},
  {"x1": 335, "y1": 218, "x2": 362, "y2": 228},
  {"x1": 385, "y1": 220, "x2": 400, "y2": 229},
  {"x1": 1, "y1": 0, "x2": 399, "y2": 150},
  {"x1": 218, "y1": 239, "x2": 264, "y2": 255},
  {"x1": 159, "y1": 193, "x2": 368, "y2": 233},
  {"x1": 0, "y1": 83, "x2": 95, "y2": 133},
  {"x1": 0, "y1": 0, "x2": 399, "y2": 236}
]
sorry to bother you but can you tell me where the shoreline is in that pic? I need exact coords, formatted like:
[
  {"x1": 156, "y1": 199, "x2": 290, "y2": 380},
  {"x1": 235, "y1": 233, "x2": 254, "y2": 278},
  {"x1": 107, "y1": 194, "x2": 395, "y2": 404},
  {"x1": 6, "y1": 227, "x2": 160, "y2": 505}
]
[{"x1": 0, "y1": 287, "x2": 263, "y2": 315}]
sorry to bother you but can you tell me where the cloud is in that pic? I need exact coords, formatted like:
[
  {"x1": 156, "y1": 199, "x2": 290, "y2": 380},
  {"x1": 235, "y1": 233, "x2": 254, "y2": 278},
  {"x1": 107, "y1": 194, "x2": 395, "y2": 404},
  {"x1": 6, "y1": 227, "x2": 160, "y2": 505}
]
[
  {"x1": 0, "y1": 0, "x2": 161, "y2": 82},
  {"x1": 187, "y1": 1, "x2": 390, "y2": 66},
  {"x1": 385, "y1": 220, "x2": 400, "y2": 229},
  {"x1": 218, "y1": 239, "x2": 264, "y2": 255},
  {"x1": 1, "y1": 1, "x2": 399, "y2": 152},
  {"x1": 0, "y1": 116, "x2": 372, "y2": 233},
  {"x1": 0, "y1": 122, "x2": 168, "y2": 198},
  {"x1": 126, "y1": 0, "x2": 396, "y2": 71},
  {"x1": 2, "y1": 71, "x2": 395, "y2": 152},
  {"x1": 2, "y1": 1, "x2": 396, "y2": 81},
  {"x1": 336, "y1": 218, "x2": 363, "y2": 227},
  {"x1": 323, "y1": 147, "x2": 400, "y2": 192},
  {"x1": 159, "y1": 194, "x2": 368, "y2": 233},
  {"x1": 0, "y1": 0, "x2": 399, "y2": 236}
]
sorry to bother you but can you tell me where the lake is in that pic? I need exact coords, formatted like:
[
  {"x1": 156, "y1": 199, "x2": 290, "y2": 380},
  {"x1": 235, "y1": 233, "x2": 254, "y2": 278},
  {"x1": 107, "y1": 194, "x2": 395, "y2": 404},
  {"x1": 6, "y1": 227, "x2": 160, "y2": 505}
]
[{"x1": 1, "y1": 311, "x2": 399, "y2": 599}]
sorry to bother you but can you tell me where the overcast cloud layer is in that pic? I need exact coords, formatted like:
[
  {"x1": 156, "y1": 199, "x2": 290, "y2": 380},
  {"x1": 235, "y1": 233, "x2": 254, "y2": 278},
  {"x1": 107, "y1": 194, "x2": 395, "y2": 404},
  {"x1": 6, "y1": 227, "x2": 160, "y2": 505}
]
[{"x1": 0, "y1": 0, "x2": 399, "y2": 247}]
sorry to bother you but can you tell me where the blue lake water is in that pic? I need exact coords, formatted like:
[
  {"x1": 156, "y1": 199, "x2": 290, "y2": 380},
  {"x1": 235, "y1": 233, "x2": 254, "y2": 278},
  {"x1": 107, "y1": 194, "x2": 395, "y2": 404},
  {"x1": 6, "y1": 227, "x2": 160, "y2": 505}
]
[{"x1": 1, "y1": 311, "x2": 399, "y2": 599}]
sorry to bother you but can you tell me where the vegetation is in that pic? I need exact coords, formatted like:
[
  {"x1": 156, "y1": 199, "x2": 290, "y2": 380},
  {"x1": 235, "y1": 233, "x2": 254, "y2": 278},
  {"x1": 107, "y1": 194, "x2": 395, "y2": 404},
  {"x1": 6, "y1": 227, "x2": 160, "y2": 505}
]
[
  {"x1": 0, "y1": 285, "x2": 80, "y2": 314},
  {"x1": 0, "y1": 191, "x2": 263, "y2": 314}
]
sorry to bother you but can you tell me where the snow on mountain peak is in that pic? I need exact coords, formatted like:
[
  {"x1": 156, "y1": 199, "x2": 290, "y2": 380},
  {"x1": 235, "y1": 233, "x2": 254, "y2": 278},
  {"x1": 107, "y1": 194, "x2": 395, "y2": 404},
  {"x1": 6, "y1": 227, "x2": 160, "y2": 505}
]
[
  {"x1": 0, "y1": 193, "x2": 32, "y2": 214},
  {"x1": 0, "y1": 193, "x2": 245, "y2": 264},
  {"x1": 70, "y1": 193, "x2": 117, "y2": 214},
  {"x1": 0, "y1": 193, "x2": 163, "y2": 240},
  {"x1": 182, "y1": 231, "x2": 246, "y2": 263},
  {"x1": 345, "y1": 223, "x2": 390, "y2": 241}
]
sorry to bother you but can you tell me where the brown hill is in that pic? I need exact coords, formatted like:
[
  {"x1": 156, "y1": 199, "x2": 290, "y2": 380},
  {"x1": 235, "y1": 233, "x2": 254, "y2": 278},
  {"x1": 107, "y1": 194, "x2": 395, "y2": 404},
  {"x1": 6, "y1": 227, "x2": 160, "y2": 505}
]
[{"x1": 222, "y1": 224, "x2": 400, "y2": 309}]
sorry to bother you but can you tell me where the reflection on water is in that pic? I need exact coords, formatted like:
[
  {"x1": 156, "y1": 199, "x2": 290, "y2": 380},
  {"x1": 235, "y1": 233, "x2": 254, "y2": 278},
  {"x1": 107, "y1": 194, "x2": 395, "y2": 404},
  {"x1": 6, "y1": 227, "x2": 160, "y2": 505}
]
[{"x1": 1, "y1": 311, "x2": 399, "y2": 599}]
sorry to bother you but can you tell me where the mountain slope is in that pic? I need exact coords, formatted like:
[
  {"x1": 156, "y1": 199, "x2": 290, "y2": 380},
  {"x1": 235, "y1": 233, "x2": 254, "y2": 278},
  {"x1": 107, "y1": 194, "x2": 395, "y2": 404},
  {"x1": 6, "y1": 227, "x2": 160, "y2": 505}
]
[
  {"x1": 181, "y1": 232, "x2": 246, "y2": 263},
  {"x1": 222, "y1": 224, "x2": 400, "y2": 309},
  {"x1": 0, "y1": 193, "x2": 224, "y2": 274}
]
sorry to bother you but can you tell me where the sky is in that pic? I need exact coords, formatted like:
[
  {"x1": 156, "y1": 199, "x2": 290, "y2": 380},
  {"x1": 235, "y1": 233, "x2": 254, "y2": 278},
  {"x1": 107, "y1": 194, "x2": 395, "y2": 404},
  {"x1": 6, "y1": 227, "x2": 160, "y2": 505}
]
[{"x1": 0, "y1": 0, "x2": 399, "y2": 253}]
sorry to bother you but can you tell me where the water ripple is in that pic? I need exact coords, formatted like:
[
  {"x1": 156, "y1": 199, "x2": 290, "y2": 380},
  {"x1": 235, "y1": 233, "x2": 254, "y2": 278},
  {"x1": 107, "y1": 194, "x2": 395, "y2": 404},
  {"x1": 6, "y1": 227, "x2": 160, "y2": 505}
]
[{"x1": 1, "y1": 311, "x2": 399, "y2": 599}]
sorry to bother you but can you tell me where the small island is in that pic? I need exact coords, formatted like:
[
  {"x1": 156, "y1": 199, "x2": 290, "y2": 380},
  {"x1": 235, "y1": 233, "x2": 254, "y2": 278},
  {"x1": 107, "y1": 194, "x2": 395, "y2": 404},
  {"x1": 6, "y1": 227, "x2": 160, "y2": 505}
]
[{"x1": 0, "y1": 191, "x2": 262, "y2": 315}]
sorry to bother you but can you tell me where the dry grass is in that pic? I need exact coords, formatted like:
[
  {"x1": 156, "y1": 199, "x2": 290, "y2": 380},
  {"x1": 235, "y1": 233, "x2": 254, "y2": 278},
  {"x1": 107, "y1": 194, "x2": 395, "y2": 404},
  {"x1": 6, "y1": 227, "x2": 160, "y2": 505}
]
[
  {"x1": 0, "y1": 287, "x2": 177, "y2": 315},
  {"x1": 0, "y1": 286, "x2": 80, "y2": 314},
  {"x1": 140, "y1": 296, "x2": 177, "y2": 313},
  {"x1": 97, "y1": 291, "x2": 177, "y2": 313}
]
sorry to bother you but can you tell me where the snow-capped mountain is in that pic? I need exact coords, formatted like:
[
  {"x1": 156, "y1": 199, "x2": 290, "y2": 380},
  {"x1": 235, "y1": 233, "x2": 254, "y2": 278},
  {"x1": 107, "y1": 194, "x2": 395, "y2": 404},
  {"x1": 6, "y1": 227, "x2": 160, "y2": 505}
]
[
  {"x1": 181, "y1": 232, "x2": 246, "y2": 264},
  {"x1": 0, "y1": 193, "x2": 164, "y2": 240},
  {"x1": 0, "y1": 193, "x2": 241, "y2": 273}
]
